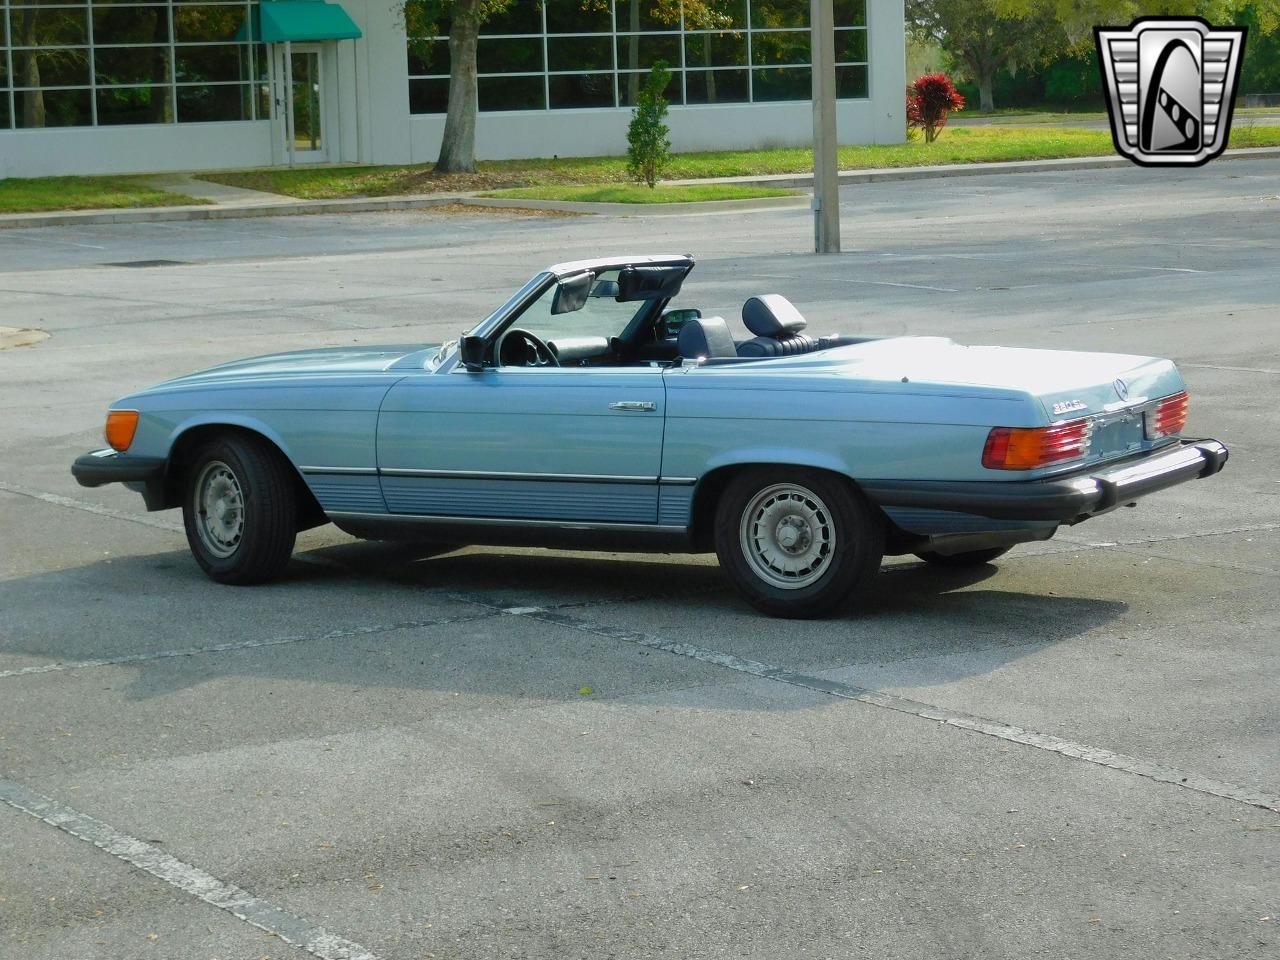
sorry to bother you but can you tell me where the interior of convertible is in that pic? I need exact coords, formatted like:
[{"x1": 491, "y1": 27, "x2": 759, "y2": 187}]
[{"x1": 482, "y1": 264, "x2": 869, "y2": 369}]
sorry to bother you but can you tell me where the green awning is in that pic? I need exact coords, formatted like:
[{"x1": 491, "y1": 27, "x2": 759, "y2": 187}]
[{"x1": 252, "y1": 1, "x2": 362, "y2": 43}]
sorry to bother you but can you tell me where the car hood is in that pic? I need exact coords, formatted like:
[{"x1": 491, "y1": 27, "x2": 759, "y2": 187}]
[{"x1": 156, "y1": 345, "x2": 438, "y2": 387}]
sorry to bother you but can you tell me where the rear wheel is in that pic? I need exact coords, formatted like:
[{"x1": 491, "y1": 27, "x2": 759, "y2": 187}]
[
  {"x1": 182, "y1": 434, "x2": 297, "y2": 584},
  {"x1": 914, "y1": 546, "x2": 1011, "y2": 567},
  {"x1": 714, "y1": 468, "x2": 883, "y2": 618}
]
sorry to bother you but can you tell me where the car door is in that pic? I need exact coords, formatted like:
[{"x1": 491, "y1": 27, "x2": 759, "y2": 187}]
[{"x1": 377, "y1": 366, "x2": 666, "y2": 524}]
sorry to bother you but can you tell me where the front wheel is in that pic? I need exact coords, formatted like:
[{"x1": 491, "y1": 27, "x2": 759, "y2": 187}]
[
  {"x1": 182, "y1": 434, "x2": 298, "y2": 584},
  {"x1": 714, "y1": 468, "x2": 884, "y2": 618}
]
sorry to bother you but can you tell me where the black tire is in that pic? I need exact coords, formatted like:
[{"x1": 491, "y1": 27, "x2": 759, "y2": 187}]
[
  {"x1": 714, "y1": 467, "x2": 884, "y2": 618},
  {"x1": 914, "y1": 546, "x2": 1011, "y2": 567},
  {"x1": 182, "y1": 433, "x2": 298, "y2": 584}
]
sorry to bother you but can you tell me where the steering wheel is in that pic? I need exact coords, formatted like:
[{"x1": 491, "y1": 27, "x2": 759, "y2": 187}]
[{"x1": 497, "y1": 328, "x2": 559, "y2": 368}]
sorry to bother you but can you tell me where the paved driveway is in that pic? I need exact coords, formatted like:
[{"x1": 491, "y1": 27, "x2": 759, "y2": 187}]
[{"x1": 1, "y1": 161, "x2": 1277, "y2": 960}]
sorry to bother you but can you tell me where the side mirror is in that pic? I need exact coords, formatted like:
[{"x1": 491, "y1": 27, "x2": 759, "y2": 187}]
[
  {"x1": 459, "y1": 335, "x2": 488, "y2": 371},
  {"x1": 658, "y1": 308, "x2": 701, "y2": 339}
]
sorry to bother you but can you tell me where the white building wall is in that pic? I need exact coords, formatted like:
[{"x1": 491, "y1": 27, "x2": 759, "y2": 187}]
[
  {"x1": 0, "y1": 1, "x2": 904, "y2": 178},
  {"x1": 346, "y1": 0, "x2": 412, "y2": 165},
  {"x1": 409, "y1": 0, "x2": 905, "y2": 163},
  {"x1": 0, "y1": 0, "x2": 408, "y2": 178},
  {"x1": 0, "y1": 122, "x2": 274, "y2": 179},
  {"x1": 411, "y1": 98, "x2": 896, "y2": 163}
]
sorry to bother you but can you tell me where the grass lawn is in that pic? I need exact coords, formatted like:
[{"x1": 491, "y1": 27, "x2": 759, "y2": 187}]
[
  {"x1": 479, "y1": 183, "x2": 799, "y2": 204},
  {"x1": 199, "y1": 125, "x2": 1280, "y2": 200},
  {"x1": 958, "y1": 106, "x2": 1107, "y2": 119},
  {"x1": 0, "y1": 175, "x2": 202, "y2": 214}
]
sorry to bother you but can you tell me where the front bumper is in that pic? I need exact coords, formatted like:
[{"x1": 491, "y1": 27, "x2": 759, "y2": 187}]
[
  {"x1": 71, "y1": 448, "x2": 166, "y2": 488},
  {"x1": 862, "y1": 439, "x2": 1228, "y2": 523}
]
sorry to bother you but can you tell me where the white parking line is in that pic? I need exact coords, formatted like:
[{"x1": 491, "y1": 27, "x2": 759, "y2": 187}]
[
  {"x1": 0, "y1": 778, "x2": 380, "y2": 960},
  {"x1": 831, "y1": 278, "x2": 960, "y2": 292},
  {"x1": 0, "y1": 479, "x2": 184, "y2": 533},
  {"x1": 1058, "y1": 520, "x2": 1280, "y2": 549},
  {"x1": 526, "y1": 608, "x2": 1280, "y2": 815},
  {"x1": 0, "y1": 480, "x2": 358, "y2": 573},
  {"x1": 0, "y1": 612, "x2": 494, "y2": 681},
  {"x1": 1182, "y1": 362, "x2": 1279, "y2": 375}
]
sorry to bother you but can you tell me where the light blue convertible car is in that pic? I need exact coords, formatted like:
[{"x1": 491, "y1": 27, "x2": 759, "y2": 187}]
[{"x1": 73, "y1": 254, "x2": 1227, "y2": 617}]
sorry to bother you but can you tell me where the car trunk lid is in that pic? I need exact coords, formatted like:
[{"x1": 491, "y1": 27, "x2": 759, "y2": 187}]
[{"x1": 783, "y1": 337, "x2": 1187, "y2": 467}]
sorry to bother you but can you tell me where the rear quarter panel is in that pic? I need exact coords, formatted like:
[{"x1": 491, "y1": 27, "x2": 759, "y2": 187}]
[{"x1": 660, "y1": 370, "x2": 1037, "y2": 484}]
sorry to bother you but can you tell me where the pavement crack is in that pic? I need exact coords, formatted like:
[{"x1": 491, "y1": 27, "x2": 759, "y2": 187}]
[{"x1": 524, "y1": 608, "x2": 1280, "y2": 815}]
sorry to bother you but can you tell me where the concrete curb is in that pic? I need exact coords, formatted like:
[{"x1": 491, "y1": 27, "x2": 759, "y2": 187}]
[
  {"x1": 666, "y1": 145, "x2": 1280, "y2": 190},
  {"x1": 461, "y1": 193, "x2": 809, "y2": 216},
  {"x1": 0, "y1": 192, "x2": 469, "y2": 229},
  {"x1": 3, "y1": 145, "x2": 1278, "y2": 229}
]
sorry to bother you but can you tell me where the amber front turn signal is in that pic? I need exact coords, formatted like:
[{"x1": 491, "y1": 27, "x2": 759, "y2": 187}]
[{"x1": 104, "y1": 410, "x2": 139, "y2": 452}]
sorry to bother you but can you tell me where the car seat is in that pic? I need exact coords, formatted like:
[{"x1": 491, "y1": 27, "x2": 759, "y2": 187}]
[
  {"x1": 677, "y1": 316, "x2": 738, "y2": 360},
  {"x1": 736, "y1": 295, "x2": 824, "y2": 357}
]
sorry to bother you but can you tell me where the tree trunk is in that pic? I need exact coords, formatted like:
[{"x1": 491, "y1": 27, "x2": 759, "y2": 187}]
[
  {"x1": 703, "y1": 35, "x2": 716, "y2": 101},
  {"x1": 627, "y1": 2, "x2": 640, "y2": 105},
  {"x1": 978, "y1": 67, "x2": 994, "y2": 113},
  {"x1": 435, "y1": 0, "x2": 481, "y2": 174},
  {"x1": 19, "y1": 8, "x2": 45, "y2": 128},
  {"x1": 150, "y1": 7, "x2": 173, "y2": 123}
]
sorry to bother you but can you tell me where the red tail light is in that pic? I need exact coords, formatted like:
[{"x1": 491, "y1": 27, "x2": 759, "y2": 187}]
[
  {"x1": 1145, "y1": 391, "x2": 1188, "y2": 439},
  {"x1": 983, "y1": 419, "x2": 1093, "y2": 470}
]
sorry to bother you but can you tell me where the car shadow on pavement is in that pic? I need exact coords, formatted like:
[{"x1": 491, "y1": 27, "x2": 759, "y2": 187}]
[{"x1": 0, "y1": 538, "x2": 1128, "y2": 708}]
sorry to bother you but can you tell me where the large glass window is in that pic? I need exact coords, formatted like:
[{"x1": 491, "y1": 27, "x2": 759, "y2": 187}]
[
  {"x1": 405, "y1": 0, "x2": 868, "y2": 114},
  {"x1": 1, "y1": 0, "x2": 264, "y2": 130}
]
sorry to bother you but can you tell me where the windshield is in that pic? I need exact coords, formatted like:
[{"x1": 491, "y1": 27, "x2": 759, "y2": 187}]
[{"x1": 507, "y1": 271, "x2": 646, "y2": 344}]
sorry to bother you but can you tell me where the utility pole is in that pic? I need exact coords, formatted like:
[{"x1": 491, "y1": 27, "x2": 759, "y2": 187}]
[{"x1": 810, "y1": 0, "x2": 839, "y2": 253}]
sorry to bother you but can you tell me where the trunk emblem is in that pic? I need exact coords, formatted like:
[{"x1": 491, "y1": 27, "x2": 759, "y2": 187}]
[
  {"x1": 1114, "y1": 378, "x2": 1130, "y2": 400},
  {"x1": 1052, "y1": 399, "x2": 1088, "y2": 415}
]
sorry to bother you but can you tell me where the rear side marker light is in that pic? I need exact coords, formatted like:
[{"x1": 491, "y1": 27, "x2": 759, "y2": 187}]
[
  {"x1": 105, "y1": 410, "x2": 139, "y2": 452},
  {"x1": 983, "y1": 419, "x2": 1093, "y2": 470},
  {"x1": 1145, "y1": 391, "x2": 1189, "y2": 440}
]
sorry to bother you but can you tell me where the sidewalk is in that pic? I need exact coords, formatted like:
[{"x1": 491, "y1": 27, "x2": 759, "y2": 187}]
[
  {"x1": 4, "y1": 146, "x2": 1280, "y2": 228},
  {"x1": 146, "y1": 173, "x2": 301, "y2": 208}
]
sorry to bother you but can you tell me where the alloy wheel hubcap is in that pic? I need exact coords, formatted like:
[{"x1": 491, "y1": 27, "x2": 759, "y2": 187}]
[
  {"x1": 739, "y1": 483, "x2": 835, "y2": 590},
  {"x1": 195, "y1": 460, "x2": 244, "y2": 559}
]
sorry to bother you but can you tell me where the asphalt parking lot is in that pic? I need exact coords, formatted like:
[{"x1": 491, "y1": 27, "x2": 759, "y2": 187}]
[{"x1": 2, "y1": 160, "x2": 1278, "y2": 960}]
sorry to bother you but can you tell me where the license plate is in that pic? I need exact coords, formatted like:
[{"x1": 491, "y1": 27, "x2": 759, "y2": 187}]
[{"x1": 1092, "y1": 413, "x2": 1145, "y2": 459}]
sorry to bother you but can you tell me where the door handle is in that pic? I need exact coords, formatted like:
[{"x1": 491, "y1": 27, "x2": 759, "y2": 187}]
[{"x1": 608, "y1": 401, "x2": 656, "y2": 412}]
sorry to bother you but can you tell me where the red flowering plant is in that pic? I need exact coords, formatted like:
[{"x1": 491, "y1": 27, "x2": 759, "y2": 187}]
[{"x1": 906, "y1": 73, "x2": 965, "y2": 143}]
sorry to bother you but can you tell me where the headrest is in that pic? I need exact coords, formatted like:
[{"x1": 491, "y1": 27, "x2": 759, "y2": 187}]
[
  {"x1": 742, "y1": 294, "x2": 807, "y2": 338},
  {"x1": 677, "y1": 316, "x2": 736, "y2": 360}
]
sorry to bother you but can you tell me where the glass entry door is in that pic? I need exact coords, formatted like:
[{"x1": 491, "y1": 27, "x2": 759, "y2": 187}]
[{"x1": 282, "y1": 43, "x2": 326, "y2": 162}]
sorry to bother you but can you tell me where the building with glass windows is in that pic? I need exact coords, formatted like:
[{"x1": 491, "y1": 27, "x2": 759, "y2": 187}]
[{"x1": 0, "y1": 0, "x2": 904, "y2": 179}]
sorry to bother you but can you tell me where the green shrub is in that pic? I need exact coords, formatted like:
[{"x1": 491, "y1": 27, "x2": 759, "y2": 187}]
[{"x1": 626, "y1": 61, "x2": 672, "y2": 188}]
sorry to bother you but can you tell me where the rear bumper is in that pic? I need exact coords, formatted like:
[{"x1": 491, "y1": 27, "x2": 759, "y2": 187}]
[
  {"x1": 71, "y1": 448, "x2": 166, "y2": 488},
  {"x1": 862, "y1": 439, "x2": 1228, "y2": 523}
]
